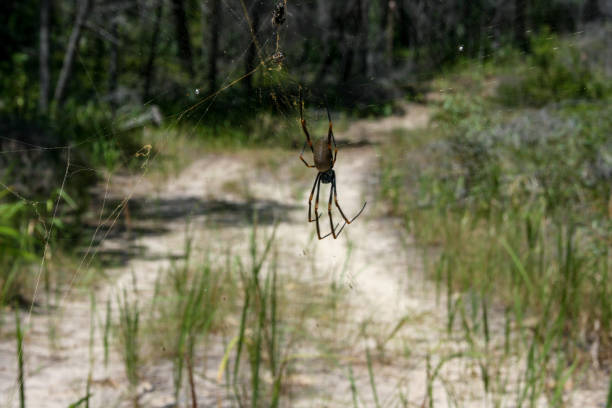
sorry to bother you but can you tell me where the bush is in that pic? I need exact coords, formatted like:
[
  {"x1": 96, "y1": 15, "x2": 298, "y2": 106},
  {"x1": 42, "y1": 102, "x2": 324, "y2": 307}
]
[
  {"x1": 497, "y1": 30, "x2": 609, "y2": 107},
  {"x1": 381, "y1": 92, "x2": 612, "y2": 370},
  {"x1": 0, "y1": 197, "x2": 36, "y2": 307}
]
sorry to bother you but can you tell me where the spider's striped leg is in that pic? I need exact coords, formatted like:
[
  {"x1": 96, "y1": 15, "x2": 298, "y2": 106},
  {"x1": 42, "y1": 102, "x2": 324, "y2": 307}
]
[
  {"x1": 300, "y1": 89, "x2": 315, "y2": 154},
  {"x1": 308, "y1": 173, "x2": 320, "y2": 222},
  {"x1": 328, "y1": 179, "x2": 347, "y2": 239},
  {"x1": 300, "y1": 141, "x2": 315, "y2": 168},
  {"x1": 314, "y1": 174, "x2": 323, "y2": 239},
  {"x1": 313, "y1": 176, "x2": 340, "y2": 240},
  {"x1": 325, "y1": 100, "x2": 338, "y2": 166},
  {"x1": 332, "y1": 172, "x2": 367, "y2": 225}
]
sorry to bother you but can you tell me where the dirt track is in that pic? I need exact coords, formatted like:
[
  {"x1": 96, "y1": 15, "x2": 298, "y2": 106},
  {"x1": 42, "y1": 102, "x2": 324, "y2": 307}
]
[{"x1": 1, "y1": 103, "x2": 608, "y2": 407}]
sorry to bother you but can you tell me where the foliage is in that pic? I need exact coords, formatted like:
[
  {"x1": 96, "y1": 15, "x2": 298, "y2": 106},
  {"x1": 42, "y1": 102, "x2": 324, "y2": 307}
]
[
  {"x1": 380, "y1": 71, "x2": 612, "y2": 391},
  {"x1": 0, "y1": 195, "x2": 37, "y2": 308},
  {"x1": 497, "y1": 30, "x2": 610, "y2": 106},
  {"x1": 117, "y1": 288, "x2": 140, "y2": 398}
]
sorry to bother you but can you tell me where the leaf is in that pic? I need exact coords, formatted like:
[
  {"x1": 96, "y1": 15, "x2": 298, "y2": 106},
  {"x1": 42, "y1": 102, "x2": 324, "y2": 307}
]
[
  {"x1": 59, "y1": 189, "x2": 78, "y2": 210},
  {"x1": 0, "y1": 202, "x2": 25, "y2": 221},
  {"x1": 0, "y1": 226, "x2": 21, "y2": 240},
  {"x1": 500, "y1": 238, "x2": 534, "y2": 296}
]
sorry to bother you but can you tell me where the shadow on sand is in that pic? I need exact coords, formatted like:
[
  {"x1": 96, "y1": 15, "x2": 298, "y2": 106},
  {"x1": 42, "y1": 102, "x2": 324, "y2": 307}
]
[{"x1": 80, "y1": 195, "x2": 299, "y2": 267}]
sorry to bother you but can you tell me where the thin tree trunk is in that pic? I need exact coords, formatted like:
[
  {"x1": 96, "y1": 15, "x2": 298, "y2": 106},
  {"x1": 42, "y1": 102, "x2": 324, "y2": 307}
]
[
  {"x1": 515, "y1": 0, "x2": 529, "y2": 52},
  {"x1": 53, "y1": 0, "x2": 92, "y2": 107},
  {"x1": 208, "y1": 0, "x2": 221, "y2": 92},
  {"x1": 108, "y1": 20, "x2": 119, "y2": 113},
  {"x1": 244, "y1": 1, "x2": 260, "y2": 94},
  {"x1": 358, "y1": 0, "x2": 369, "y2": 77},
  {"x1": 93, "y1": 37, "x2": 105, "y2": 85},
  {"x1": 384, "y1": 0, "x2": 396, "y2": 68},
  {"x1": 342, "y1": 49, "x2": 354, "y2": 83},
  {"x1": 341, "y1": 0, "x2": 359, "y2": 82},
  {"x1": 171, "y1": 0, "x2": 194, "y2": 78},
  {"x1": 315, "y1": 4, "x2": 342, "y2": 85},
  {"x1": 39, "y1": 0, "x2": 50, "y2": 114},
  {"x1": 143, "y1": 0, "x2": 163, "y2": 100},
  {"x1": 583, "y1": 0, "x2": 600, "y2": 22}
]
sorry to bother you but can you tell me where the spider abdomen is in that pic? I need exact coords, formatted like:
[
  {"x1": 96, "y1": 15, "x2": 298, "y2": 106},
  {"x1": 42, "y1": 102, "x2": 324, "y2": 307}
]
[{"x1": 313, "y1": 139, "x2": 332, "y2": 172}]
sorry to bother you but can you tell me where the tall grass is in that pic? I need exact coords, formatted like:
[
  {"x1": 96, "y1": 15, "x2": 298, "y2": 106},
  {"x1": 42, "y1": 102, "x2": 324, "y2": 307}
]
[
  {"x1": 230, "y1": 221, "x2": 290, "y2": 407},
  {"x1": 117, "y1": 288, "x2": 140, "y2": 404},
  {"x1": 0, "y1": 199, "x2": 36, "y2": 312},
  {"x1": 85, "y1": 292, "x2": 95, "y2": 408},
  {"x1": 15, "y1": 307, "x2": 25, "y2": 408},
  {"x1": 138, "y1": 219, "x2": 311, "y2": 406},
  {"x1": 380, "y1": 51, "x2": 611, "y2": 403},
  {"x1": 169, "y1": 253, "x2": 220, "y2": 403}
]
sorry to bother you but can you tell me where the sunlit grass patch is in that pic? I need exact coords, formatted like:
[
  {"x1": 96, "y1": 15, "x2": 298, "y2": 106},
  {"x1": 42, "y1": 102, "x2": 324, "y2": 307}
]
[{"x1": 102, "y1": 221, "x2": 360, "y2": 406}]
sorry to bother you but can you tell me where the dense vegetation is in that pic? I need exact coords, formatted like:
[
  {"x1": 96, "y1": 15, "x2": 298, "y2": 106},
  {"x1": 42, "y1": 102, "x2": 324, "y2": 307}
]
[{"x1": 380, "y1": 28, "x2": 612, "y2": 400}]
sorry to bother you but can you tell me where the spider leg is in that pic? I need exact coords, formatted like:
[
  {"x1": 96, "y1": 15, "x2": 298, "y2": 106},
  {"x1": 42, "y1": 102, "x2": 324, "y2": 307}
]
[
  {"x1": 324, "y1": 97, "x2": 338, "y2": 167},
  {"x1": 308, "y1": 173, "x2": 320, "y2": 222},
  {"x1": 314, "y1": 174, "x2": 323, "y2": 239},
  {"x1": 300, "y1": 141, "x2": 315, "y2": 168},
  {"x1": 332, "y1": 172, "x2": 367, "y2": 225},
  {"x1": 328, "y1": 179, "x2": 347, "y2": 239},
  {"x1": 299, "y1": 88, "x2": 314, "y2": 154},
  {"x1": 312, "y1": 176, "x2": 341, "y2": 240},
  {"x1": 328, "y1": 181, "x2": 335, "y2": 235}
]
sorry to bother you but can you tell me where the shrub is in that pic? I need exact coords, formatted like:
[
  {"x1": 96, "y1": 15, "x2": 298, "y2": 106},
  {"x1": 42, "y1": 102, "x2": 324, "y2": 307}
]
[{"x1": 497, "y1": 30, "x2": 609, "y2": 107}]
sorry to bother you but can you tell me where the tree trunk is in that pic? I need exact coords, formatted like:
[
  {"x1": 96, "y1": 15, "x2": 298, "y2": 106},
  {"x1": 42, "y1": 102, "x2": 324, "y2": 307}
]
[
  {"x1": 208, "y1": 0, "x2": 221, "y2": 92},
  {"x1": 53, "y1": 0, "x2": 92, "y2": 107},
  {"x1": 315, "y1": 3, "x2": 343, "y2": 85},
  {"x1": 515, "y1": 0, "x2": 529, "y2": 52},
  {"x1": 583, "y1": 0, "x2": 601, "y2": 22},
  {"x1": 108, "y1": 20, "x2": 119, "y2": 113},
  {"x1": 342, "y1": 48, "x2": 354, "y2": 83},
  {"x1": 383, "y1": 0, "x2": 396, "y2": 68},
  {"x1": 171, "y1": 0, "x2": 194, "y2": 78},
  {"x1": 244, "y1": 1, "x2": 261, "y2": 94},
  {"x1": 143, "y1": 0, "x2": 163, "y2": 100},
  {"x1": 358, "y1": 0, "x2": 369, "y2": 77},
  {"x1": 341, "y1": 0, "x2": 361, "y2": 82},
  {"x1": 39, "y1": 0, "x2": 50, "y2": 114}
]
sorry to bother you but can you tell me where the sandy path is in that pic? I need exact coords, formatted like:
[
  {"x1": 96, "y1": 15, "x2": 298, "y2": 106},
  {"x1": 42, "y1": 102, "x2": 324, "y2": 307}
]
[{"x1": 1, "y1": 103, "x2": 608, "y2": 407}]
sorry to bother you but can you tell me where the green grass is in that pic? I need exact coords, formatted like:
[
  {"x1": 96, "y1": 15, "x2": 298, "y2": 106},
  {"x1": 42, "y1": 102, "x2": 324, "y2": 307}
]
[
  {"x1": 117, "y1": 287, "x2": 140, "y2": 403},
  {"x1": 15, "y1": 308, "x2": 25, "y2": 408},
  {"x1": 380, "y1": 42, "x2": 612, "y2": 405},
  {"x1": 137, "y1": 220, "x2": 306, "y2": 406},
  {"x1": 93, "y1": 216, "x2": 378, "y2": 406}
]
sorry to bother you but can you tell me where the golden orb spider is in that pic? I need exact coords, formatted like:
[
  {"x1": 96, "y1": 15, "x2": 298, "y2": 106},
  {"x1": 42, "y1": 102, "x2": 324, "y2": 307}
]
[{"x1": 298, "y1": 93, "x2": 366, "y2": 239}]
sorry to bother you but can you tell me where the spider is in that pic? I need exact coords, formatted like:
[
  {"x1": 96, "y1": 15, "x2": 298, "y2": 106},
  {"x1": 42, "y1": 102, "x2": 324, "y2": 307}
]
[{"x1": 298, "y1": 93, "x2": 366, "y2": 239}]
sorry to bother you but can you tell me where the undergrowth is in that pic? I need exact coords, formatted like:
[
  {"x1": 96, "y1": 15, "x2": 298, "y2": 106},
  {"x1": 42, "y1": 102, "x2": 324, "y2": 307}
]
[{"x1": 380, "y1": 33, "x2": 611, "y2": 406}]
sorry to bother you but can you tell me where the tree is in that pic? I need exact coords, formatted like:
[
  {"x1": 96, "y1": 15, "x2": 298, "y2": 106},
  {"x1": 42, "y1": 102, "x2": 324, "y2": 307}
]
[
  {"x1": 143, "y1": 0, "x2": 163, "y2": 100},
  {"x1": 515, "y1": 0, "x2": 529, "y2": 52},
  {"x1": 171, "y1": 0, "x2": 194, "y2": 78},
  {"x1": 358, "y1": 0, "x2": 370, "y2": 77},
  {"x1": 38, "y1": 0, "x2": 50, "y2": 114},
  {"x1": 583, "y1": 0, "x2": 601, "y2": 22},
  {"x1": 108, "y1": 19, "x2": 119, "y2": 113},
  {"x1": 244, "y1": 0, "x2": 262, "y2": 94},
  {"x1": 382, "y1": 0, "x2": 397, "y2": 68},
  {"x1": 53, "y1": 0, "x2": 92, "y2": 107},
  {"x1": 208, "y1": 0, "x2": 221, "y2": 92}
]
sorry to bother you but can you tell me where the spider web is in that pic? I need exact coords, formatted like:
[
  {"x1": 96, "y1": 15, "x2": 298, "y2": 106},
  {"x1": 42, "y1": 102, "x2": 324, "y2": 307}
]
[{"x1": 22, "y1": 0, "x2": 302, "y2": 319}]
